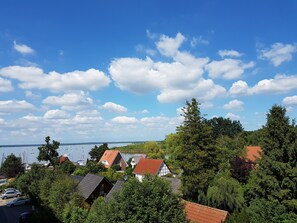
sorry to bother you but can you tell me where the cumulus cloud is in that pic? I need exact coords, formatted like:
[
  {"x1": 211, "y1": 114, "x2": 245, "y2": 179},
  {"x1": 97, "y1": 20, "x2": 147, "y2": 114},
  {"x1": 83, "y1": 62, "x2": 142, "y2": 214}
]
[
  {"x1": 0, "y1": 100, "x2": 35, "y2": 113},
  {"x1": 25, "y1": 91, "x2": 41, "y2": 99},
  {"x1": 101, "y1": 102, "x2": 128, "y2": 113},
  {"x1": 13, "y1": 41, "x2": 34, "y2": 55},
  {"x1": 229, "y1": 80, "x2": 249, "y2": 96},
  {"x1": 190, "y1": 36, "x2": 209, "y2": 47},
  {"x1": 259, "y1": 42, "x2": 297, "y2": 66},
  {"x1": 112, "y1": 116, "x2": 138, "y2": 124},
  {"x1": 0, "y1": 66, "x2": 110, "y2": 92},
  {"x1": 205, "y1": 59, "x2": 255, "y2": 80},
  {"x1": 42, "y1": 91, "x2": 93, "y2": 110},
  {"x1": 218, "y1": 50, "x2": 243, "y2": 58},
  {"x1": 0, "y1": 77, "x2": 13, "y2": 92},
  {"x1": 225, "y1": 112, "x2": 240, "y2": 120},
  {"x1": 249, "y1": 74, "x2": 297, "y2": 94},
  {"x1": 44, "y1": 109, "x2": 70, "y2": 119},
  {"x1": 282, "y1": 95, "x2": 297, "y2": 106},
  {"x1": 156, "y1": 32, "x2": 185, "y2": 57},
  {"x1": 223, "y1": 99, "x2": 244, "y2": 111}
]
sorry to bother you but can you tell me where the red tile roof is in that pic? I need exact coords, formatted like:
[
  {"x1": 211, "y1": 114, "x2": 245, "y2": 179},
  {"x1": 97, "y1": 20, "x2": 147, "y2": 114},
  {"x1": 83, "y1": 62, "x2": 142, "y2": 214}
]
[
  {"x1": 133, "y1": 158, "x2": 164, "y2": 175},
  {"x1": 246, "y1": 146, "x2": 262, "y2": 162},
  {"x1": 184, "y1": 200, "x2": 229, "y2": 223},
  {"x1": 59, "y1": 155, "x2": 69, "y2": 164},
  {"x1": 99, "y1": 150, "x2": 120, "y2": 168}
]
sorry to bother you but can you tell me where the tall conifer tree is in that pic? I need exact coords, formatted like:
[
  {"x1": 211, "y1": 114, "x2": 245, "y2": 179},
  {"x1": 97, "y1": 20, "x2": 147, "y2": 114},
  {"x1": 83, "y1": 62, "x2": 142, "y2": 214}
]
[
  {"x1": 176, "y1": 98, "x2": 218, "y2": 201},
  {"x1": 246, "y1": 105, "x2": 297, "y2": 222}
]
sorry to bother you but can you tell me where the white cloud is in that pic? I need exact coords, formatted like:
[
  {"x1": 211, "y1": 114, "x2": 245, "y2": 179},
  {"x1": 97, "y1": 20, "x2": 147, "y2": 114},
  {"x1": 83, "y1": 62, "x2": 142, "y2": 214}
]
[
  {"x1": 101, "y1": 102, "x2": 127, "y2": 113},
  {"x1": 156, "y1": 32, "x2": 185, "y2": 57},
  {"x1": 43, "y1": 91, "x2": 93, "y2": 110},
  {"x1": 223, "y1": 99, "x2": 244, "y2": 111},
  {"x1": 25, "y1": 91, "x2": 41, "y2": 99},
  {"x1": 112, "y1": 116, "x2": 138, "y2": 124},
  {"x1": 0, "y1": 77, "x2": 13, "y2": 92},
  {"x1": 190, "y1": 36, "x2": 209, "y2": 47},
  {"x1": 141, "y1": 109, "x2": 149, "y2": 114},
  {"x1": 206, "y1": 59, "x2": 255, "y2": 80},
  {"x1": 218, "y1": 50, "x2": 243, "y2": 58},
  {"x1": 200, "y1": 102, "x2": 214, "y2": 109},
  {"x1": 13, "y1": 41, "x2": 34, "y2": 55},
  {"x1": 0, "y1": 66, "x2": 110, "y2": 92},
  {"x1": 249, "y1": 74, "x2": 297, "y2": 94},
  {"x1": 225, "y1": 112, "x2": 240, "y2": 120},
  {"x1": 282, "y1": 95, "x2": 297, "y2": 106},
  {"x1": 259, "y1": 42, "x2": 297, "y2": 66},
  {"x1": 0, "y1": 100, "x2": 35, "y2": 113},
  {"x1": 44, "y1": 109, "x2": 70, "y2": 119},
  {"x1": 229, "y1": 81, "x2": 247, "y2": 95}
]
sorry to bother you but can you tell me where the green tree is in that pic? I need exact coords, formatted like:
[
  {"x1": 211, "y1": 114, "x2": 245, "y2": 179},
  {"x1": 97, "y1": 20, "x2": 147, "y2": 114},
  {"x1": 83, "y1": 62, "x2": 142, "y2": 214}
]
[
  {"x1": 59, "y1": 160, "x2": 77, "y2": 175},
  {"x1": 37, "y1": 136, "x2": 60, "y2": 168},
  {"x1": 86, "y1": 176, "x2": 186, "y2": 223},
  {"x1": 143, "y1": 141, "x2": 164, "y2": 159},
  {"x1": 205, "y1": 117, "x2": 244, "y2": 139},
  {"x1": 0, "y1": 154, "x2": 24, "y2": 178},
  {"x1": 206, "y1": 172, "x2": 245, "y2": 213},
  {"x1": 176, "y1": 98, "x2": 219, "y2": 201},
  {"x1": 245, "y1": 105, "x2": 297, "y2": 222},
  {"x1": 89, "y1": 143, "x2": 109, "y2": 162}
]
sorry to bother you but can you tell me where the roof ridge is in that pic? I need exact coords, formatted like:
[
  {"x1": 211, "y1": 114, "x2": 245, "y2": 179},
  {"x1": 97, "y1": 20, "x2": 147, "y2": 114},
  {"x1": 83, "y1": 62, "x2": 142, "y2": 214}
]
[{"x1": 183, "y1": 200, "x2": 229, "y2": 214}]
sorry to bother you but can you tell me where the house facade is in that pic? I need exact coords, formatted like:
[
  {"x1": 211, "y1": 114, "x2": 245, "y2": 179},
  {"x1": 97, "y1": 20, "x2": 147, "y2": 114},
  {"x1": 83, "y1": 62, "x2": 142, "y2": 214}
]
[{"x1": 133, "y1": 158, "x2": 171, "y2": 182}]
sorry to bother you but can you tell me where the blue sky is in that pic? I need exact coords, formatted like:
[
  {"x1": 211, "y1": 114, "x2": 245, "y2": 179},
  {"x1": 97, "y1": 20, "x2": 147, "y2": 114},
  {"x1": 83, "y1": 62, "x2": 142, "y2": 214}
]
[{"x1": 1, "y1": 0, "x2": 297, "y2": 144}]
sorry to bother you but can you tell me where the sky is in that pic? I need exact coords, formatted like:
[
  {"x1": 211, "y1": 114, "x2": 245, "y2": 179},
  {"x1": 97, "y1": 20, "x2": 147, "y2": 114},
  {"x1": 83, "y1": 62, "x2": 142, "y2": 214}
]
[{"x1": 0, "y1": 0, "x2": 297, "y2": 145}]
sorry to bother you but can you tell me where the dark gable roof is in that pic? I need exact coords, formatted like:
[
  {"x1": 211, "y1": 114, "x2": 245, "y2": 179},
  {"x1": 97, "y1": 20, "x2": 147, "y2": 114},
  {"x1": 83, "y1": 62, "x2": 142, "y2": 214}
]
[
  {"x1": 106, "y1": 180, "x2": 125, "y2": 201},
  {"x1": 78, "y1": 173, "x2": 105, "y2": 199},
  {"x1": 163, "y1": 177, "x2": 181, "y2": 194}
]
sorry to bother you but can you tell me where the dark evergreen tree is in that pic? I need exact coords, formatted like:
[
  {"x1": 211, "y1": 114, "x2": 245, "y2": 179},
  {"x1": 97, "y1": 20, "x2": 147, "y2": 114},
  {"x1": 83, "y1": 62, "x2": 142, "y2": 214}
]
[
  {"x1": 245, "y1": 105, "x2": 297, "y2": 222},
  {"x1": 89, "y1": 143, "x2": 108, "y2": 162},
  {"x1": 205, "y1": 117, "x2": 244, "y2": 139},
  {"x1": 0, "y1": 154, "x2": 24, "y2": 178},
  {"x1": 176, "y1": 98, "x2": 219, "y2": 201},
  {"x1": 37, "y1": 136, "x2": 60, "y2": 168}
]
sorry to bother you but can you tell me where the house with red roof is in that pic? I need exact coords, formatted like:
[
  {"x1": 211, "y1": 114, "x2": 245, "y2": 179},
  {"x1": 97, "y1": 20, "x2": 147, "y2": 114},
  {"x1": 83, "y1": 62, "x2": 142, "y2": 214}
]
[
  {"x1": 59, "y1": 154, "x2": 70, "y2": 165},
  {"x1": 133, "y1": 158, "x2": 171, "y2": 182},
  {"x1": 99, "y1": 150, "x2": 128, "y2": 170},
  {"x1": 184, "y1": 200, "x2": 229, "y2": 223},
  {"x1": 245, "y1": 146, "x2": 262, "y2": 163}
]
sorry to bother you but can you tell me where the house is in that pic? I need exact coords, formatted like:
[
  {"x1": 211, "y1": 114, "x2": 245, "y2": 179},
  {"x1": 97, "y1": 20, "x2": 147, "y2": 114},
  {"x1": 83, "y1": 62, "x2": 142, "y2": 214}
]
[
  {"x1": 184, "y1": 200, "x2": 229, "y2": 223},
  {"x1": 105, "y1": 179, "x2": 125, "y2": 201},
  {"x1": 130, "y1": 154, "x2": 147, "y2": 168},
  {"x1": 77, "y1": 173, "x2": 112, "y2": 204},
  {"x1": 133, "y1": 158, "x2": 171, "y2": 182},
  {"x1": 245, "y1": 146, "x2": 262, "y2": 163},
  {"x1": 59, "y1": 154, "x2": 70, "y2": 165},
  {"x1": 99, "y1": 150, "x2": 128, "y2": 170}
]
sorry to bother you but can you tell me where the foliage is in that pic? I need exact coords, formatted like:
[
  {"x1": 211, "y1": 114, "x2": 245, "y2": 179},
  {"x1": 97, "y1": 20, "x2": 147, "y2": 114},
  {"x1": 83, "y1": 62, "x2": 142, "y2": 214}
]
[
  {"x1": 111, "y1": 164, "x2": 121, "y2": 171},
  {"x1": 205, "y1": 117, "x2": 244, "y2": 139},
  {"x1": 241, "y1": 129, "x2": 266, "y2": 147},
  {"x1": 230, "y1": 157, "x2": 253, "y2": 183},
  {"x1": 206, "y1": 172, "x2": 245, "y2": 212},
  {"x1": 89, "y1": 143, "x2": 109, "y2": 162},
  {"x1": 115, "y1": 143, "x2": 146, "y2": 154},
  {"x1": 163, "y1": 133, "x2": 182, "y2": 169},
  {"x1": 59, "y1": 160, "x2": 77, "y2": 175},
  {"x1": 86, "y1": 160, "x2": 106, "y2": 173},
  {"x1": 176, "y1": 98, "x2": 219, "y2": 201},
  {"x1": 37, "y1": 136, "x2": 60, "y2": 168},
  {"x1": 245, "y1": 105, "x2": 297, "y2": 221},
  {"x1": 99, "y1": 168, "x2": 124, "y2": 184},
  {"x1": 86, "y1": 176, "x2": 186, "y2": 223},
  {"x1": 143, "y1": 141, "x2": 164, "y2": 159},
  {"x1": 0, "y1": 153, "x2": 24, "y2": 178}
]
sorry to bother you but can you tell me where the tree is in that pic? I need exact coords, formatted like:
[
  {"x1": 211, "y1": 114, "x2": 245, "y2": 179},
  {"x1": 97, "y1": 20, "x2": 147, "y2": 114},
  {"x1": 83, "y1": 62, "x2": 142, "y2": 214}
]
[
  {"x1": 86, "y1": 176, "x2": 186, "y2": 223},
  {"x1": 230, "y1": 157, "x2": 253, "y2": 183},
  {"x1": 0, "y1": 154, "x2": 24, "y2": 178},
  {"x1": 143, "y1": 141, "x2": 164, "y2": 159},
  {"x1": 89, "y1": 143, "x2": 109, "y2": 162},
  {"x1": 59, "y1": 160, "x2": 77, "y2": 175},
  {"x1": 37, "y1": 136, "x2": 60, "y2": 168},
  {"x1": 206, "y1": 172, "x2": 245, "y2": 213},
  {"x1": 176, "y1": 98, "x2": 219, "y2": 201},
  {"x1": 205, "y1": 117, "x2": 244, "y2": 139},
  {"x1": 245, "y1": 105, "x2": 297, "y2": 222}
]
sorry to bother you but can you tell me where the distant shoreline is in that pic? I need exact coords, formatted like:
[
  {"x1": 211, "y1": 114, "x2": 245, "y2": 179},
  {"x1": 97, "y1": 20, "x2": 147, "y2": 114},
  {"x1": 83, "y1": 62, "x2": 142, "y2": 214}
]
[{"x1": 0, "y1": 140, "x2": 162, "y2": 148}]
